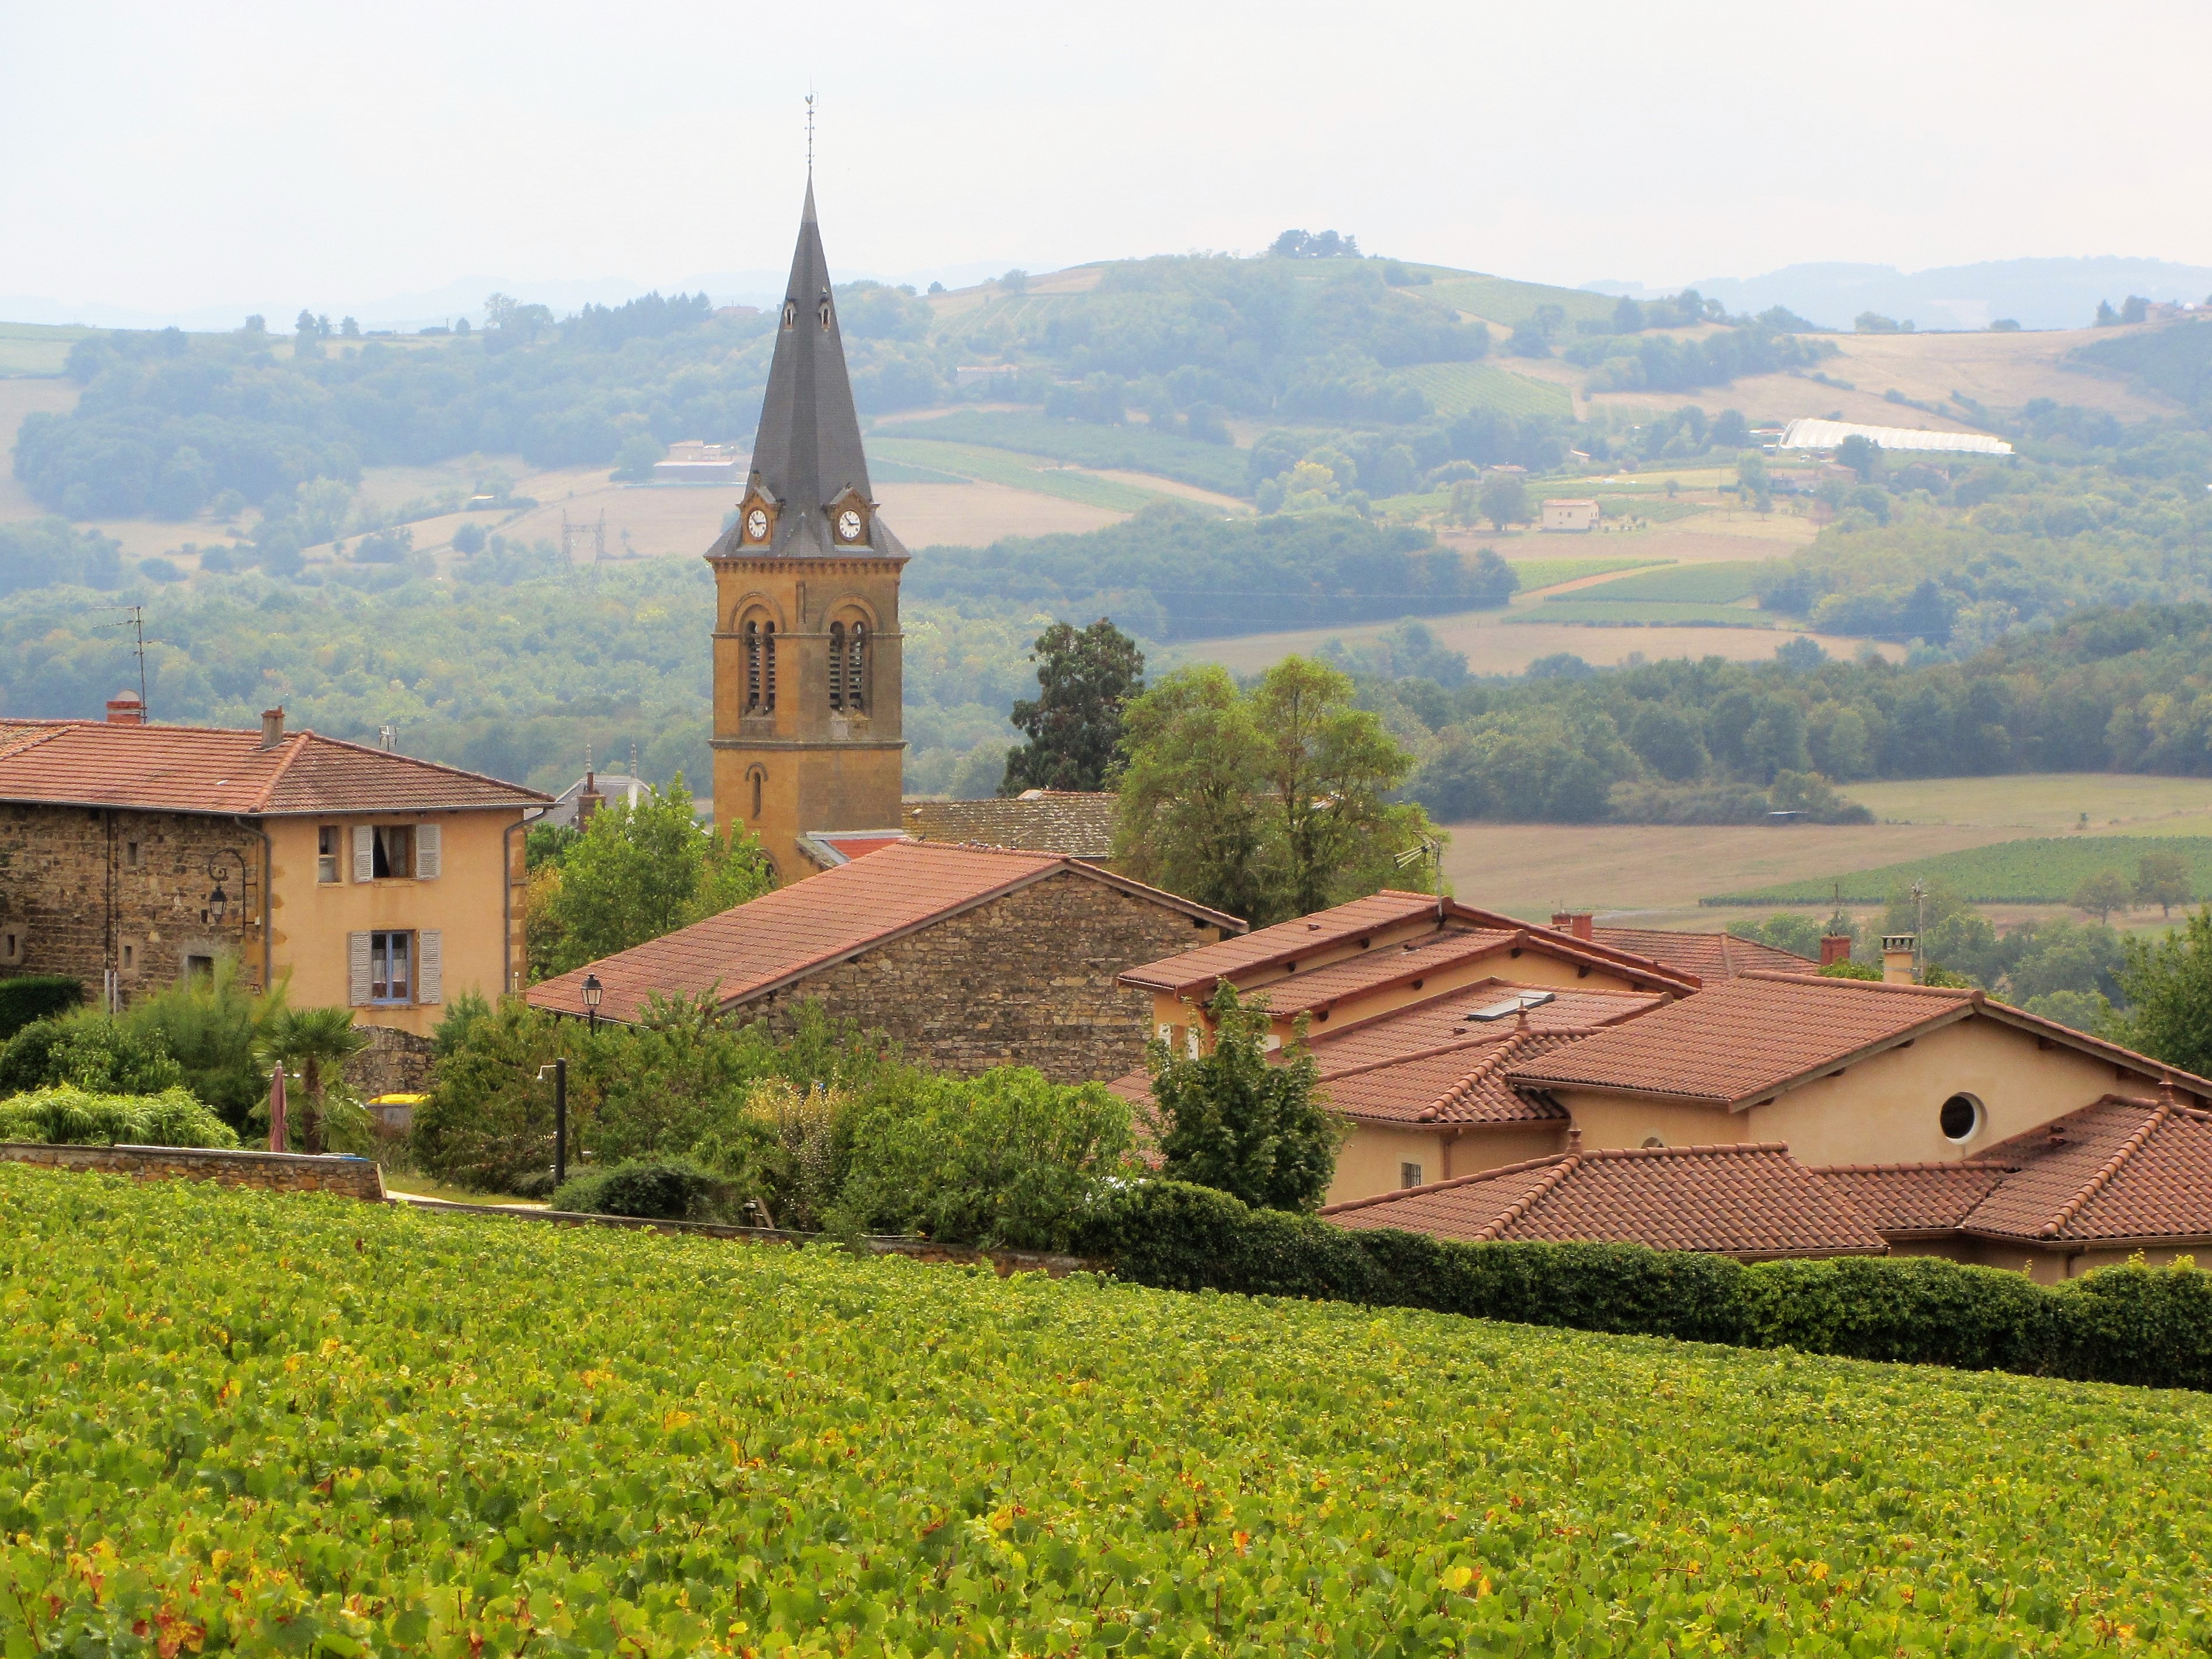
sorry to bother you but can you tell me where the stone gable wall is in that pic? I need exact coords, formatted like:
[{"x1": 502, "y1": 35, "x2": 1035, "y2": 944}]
[
  {"x1": 0, "y1": 804, "x2": 263, "y2": 1000},
  {"x1": 739, "y1": 870, "x2": 1221, "y2": 1082}
]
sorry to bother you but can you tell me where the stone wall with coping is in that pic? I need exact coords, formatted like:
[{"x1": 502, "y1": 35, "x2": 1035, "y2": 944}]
[
  {"x1": 735, "y1": 869, "x2": 1225, "y2": 1082},
  {"x1": 0, "y1": 1142, "x2": 387, "y2": 1200},
  {"x1": 347, "y1": 1025, "x2": 436, "y2": 1097}
]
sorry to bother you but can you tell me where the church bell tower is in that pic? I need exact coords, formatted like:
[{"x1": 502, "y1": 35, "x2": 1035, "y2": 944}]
[{"x1": 707, "y1": 181, "x2": 906, "y2": 876}]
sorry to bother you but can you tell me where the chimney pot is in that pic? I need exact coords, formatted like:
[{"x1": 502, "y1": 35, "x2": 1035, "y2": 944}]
[
  {"x1": 104, "y1": 694, "x2": 144, "y2": 726},
  {"x1": 1819, "y1": 934, "x2": 1853, "y2": 968},
  {"x1": 260, "y1": 707, "x2": 285, "y2": 749},
  {"x1": 1880, "y1": 934, "x2": 1918, "y2": 985},
  {"x1": 1551, "y1": 911, "x2": 1595, "y2": 941}
]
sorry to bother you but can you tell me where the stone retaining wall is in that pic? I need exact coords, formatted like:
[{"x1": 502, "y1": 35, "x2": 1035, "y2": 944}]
[{"x1": 0, "y1": 1142, "x2": 387, "y2": 1200}]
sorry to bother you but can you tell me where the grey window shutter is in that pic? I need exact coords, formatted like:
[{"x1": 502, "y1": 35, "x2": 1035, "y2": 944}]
[
  {"x1": 415, "y1": 822, "x2": 442, "y2": 880},
  {"x1": 352, "y1": 826, "x2": 375, "y2": 883},
  {"x1": 348, "y1": 932, "x2": 372, "y2": 1006},
  {"x1": 417, "y1": 930, "x2": 442, "y2": 1005}
]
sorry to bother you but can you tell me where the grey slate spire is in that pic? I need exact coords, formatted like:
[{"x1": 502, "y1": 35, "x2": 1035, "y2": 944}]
[{"x1": 721, "y1": 181, "x2": 905, "y2": 560}]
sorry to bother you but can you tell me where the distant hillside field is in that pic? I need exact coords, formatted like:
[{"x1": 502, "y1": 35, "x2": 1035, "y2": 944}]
[
  {"x1": 1392, "y1": 359, "x2": 1572, "y2": 419},
  {"x1": 1710, "y1": 834, "x2": 2212, "y2": 906}
]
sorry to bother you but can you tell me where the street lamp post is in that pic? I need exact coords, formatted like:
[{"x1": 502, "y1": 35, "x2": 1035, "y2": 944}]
[
  {"x1": 536, "y1": 1058, "x2": 569, "y2": 1192},
  {"x1": 582, "y1": 972, "x2": 602, "y2": 1036}
]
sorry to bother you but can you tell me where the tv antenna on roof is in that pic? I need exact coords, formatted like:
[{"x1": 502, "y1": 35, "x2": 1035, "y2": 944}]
[
  {"x1": 1394, "y1": 834, "x2": 1444, "y2": 921},
  {"x1": 103, "y1": 605, "x2": 149, "y2": 719}
]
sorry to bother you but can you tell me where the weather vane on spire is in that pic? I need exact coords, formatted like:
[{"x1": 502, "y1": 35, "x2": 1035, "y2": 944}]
[{"x1": 805, "y1": 89, "x2": 815, "y2": 176}]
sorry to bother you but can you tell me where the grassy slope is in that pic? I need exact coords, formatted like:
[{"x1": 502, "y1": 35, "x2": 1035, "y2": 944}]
[
  {"x1": 888, "y1": 410, "x2": 1250, "y2": 495},
  {"x1": 0, "y1": 320, "x2": 92, "y2": 378},
  {"x1": 1543, "y1": 561, "x2": 1769, "y2": 603},
  {"x1": 866, "y1": 436, "x2": 1171, "y2": 511},
  {"x1": 1424, "y1": 273, "x2": 1619, "y2": 329},
  {"x1": 1713, "y1": 833, "x2": 2212, "y2": 904},
  {"x1": 8, "y1": 1167, "x2": 2211, "y2": 1655}
]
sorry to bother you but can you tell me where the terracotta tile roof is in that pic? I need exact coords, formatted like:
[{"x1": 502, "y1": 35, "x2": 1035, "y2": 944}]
[
  {"x1": 1304, "y1": 979, "x2": 1660, "y2": 1069},
  {"x1": 1591, "y1": 927, "x2": 1815, "y2": 980},
  {"x1": 1812, "y1": 1162, "x2": 2011, "y2": 1235},
  {"x1": 1323, "y1": 1141, "x2": 1888, "y2": 1259},
  {"x1": 527, "y1": 840, "x2": 1242, "y2": 1025},
  {"x1": 1506, "y1": 972, "x2": 1980, "y2": 1107},
  {"x1": 1120, "y1": 890, "x2": 1443, "y2": 992},
  {"x1": 903, "y1": 792, "x2": 1117, "y2": 860},
  {"x1": 0, "y1": 720, "x2": 546, "y2": 816},
  {"x1": 1963, "y1": 1095, "x2": 2212, "y2": 1244},
  {"x1": 1318, "y1": 1028, "x2": 1587, "y2": 1127},
  {"x1": 795, "y1": 829, "x2": 910, "y2": 868},
  {"x1": 1246, "y1": 927, "x2": 1519, "y2": 1015},
  {"x1": 1122, "y1": 892, "x2": 1702, "y2": 1000}
]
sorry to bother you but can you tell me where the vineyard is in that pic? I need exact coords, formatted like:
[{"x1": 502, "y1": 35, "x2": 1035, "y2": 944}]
[
  {"x1": 1711, "y1": 833, "x2": 2212, "y2": 906},
  {"x1": 1390, "y1": 361, "x2": 1574, "y2": 421},
  {"x1": 6, "y1": 1167, "x2": 2212, "y2": 1655}
]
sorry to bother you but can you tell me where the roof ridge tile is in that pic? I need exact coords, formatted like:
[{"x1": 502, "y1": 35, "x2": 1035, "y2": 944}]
[
  {"x1": 2040, "y1": 1101, "x2": 2172, "y2": 1240},
  {"x1": 1475, "y1": 1152, "x2": 1583, "y2": 1241}
]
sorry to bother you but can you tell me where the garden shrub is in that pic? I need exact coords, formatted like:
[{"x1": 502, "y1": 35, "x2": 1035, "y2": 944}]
[
  {"x1": 551, "y1": 1158, "x2": 726, "y2": 1222},
  {"x1": 0, "y1": 1018, "x2": 181, "y2": 1096},
  {"x1": 0, "y1": 1085, "x2": 238, "y2": 1149},
  {"x1": 833, "y1": 1068, "x2": 1136, "y2": 1251},
  {"x1": 0, "y1": 975, "x2": 83, "y2": 1042}
]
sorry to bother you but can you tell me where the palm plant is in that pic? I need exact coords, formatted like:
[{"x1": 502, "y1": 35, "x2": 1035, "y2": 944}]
[{"x1": 256, "y1": 1007, "x2": 369, "y2": 1154}]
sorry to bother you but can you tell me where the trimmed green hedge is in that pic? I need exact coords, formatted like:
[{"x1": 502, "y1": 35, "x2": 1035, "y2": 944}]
[
  {"x1": 0, "y1": 975, "x2": 82, "y2": 1043},
  {"x1": 1076, "y1": 1179, "x2": 2212, "y2": 1392},
  {"x1": 551, "y1": 1158, "x2": 725, "y2": 1222}
]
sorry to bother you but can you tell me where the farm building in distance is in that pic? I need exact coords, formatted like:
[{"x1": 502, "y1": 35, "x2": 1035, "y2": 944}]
[
  {"x1": 1778, "y1": 418, "x2": 2012, "y2": 456},
  {"x1": 652, "y1": 441, "x2": 745, "y2": 482},
  {"x1": 1541, "y1": 498, "x2": 1602, "y2": 532}
]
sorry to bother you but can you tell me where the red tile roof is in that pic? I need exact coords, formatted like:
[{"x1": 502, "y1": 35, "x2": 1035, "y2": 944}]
[
  {"x1": 1506, "y1": 972, "x2": 1981, "y2": 1107},
  {"x1": 1245, "y1": 928, "x2": 1519, "y2": 1015},
  {"x1": 1323, "y1": 1141, "x2": 1888, "y2": 1259},
  {"x1": 0, "y1": 719, "x2": 546, "y2": 815},
  {"x1": 1318, "y1": 1028, "x2": 1588, "y2": 1127},
  {"x1": 1965, "y1": 1095, "x2": 2212, "y2": 1244},
  {"x1": 1121, "y1": 892, "x2": 1701, "y2": 999},
  {"x1": 1304, "y1": 979, "x2": 1660, "y2": 1070},
  {"x1": 1120, "y1": 890, "x2": 1442, "y2": 993},
  {"x1": 1816, "y1": 1096, "x2": 2212, "y2": 1248},
  {"x1": 1812, "y1": 1162, "x2": 2011, "y2": 1235},
  {"x1": 1591, "y1": 927, "x2": 1815, "y2": 981},
  {"x1": 527, "y1": 840, "x2": 1242, "y2": 1025}
]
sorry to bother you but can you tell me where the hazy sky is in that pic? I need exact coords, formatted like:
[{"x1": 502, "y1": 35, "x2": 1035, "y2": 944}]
[{"x1": 6, "y1": 0, "x2": 2209, "y2": 317}]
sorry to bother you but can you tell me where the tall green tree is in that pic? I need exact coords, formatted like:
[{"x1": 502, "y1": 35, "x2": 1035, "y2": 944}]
[
  {"x1": 1480, "y1": 473, "x2": 1529, "y2": 530},
  {"x1": 537, "y1": 776, "x2": 774, "y2": 976},
  {"x1": 1114, "y1": 657, "x2": 1438, "y2": 925},
  {"x1": 2136, "y1": 851, "x2": 2192, "y2": 918},
  {"x1": 1000, "y1": 619, "x2": 1146, "y2": 795},
  {"x1": 1147, "y1": 982, "x2": 1344, "y2": 1213},
  {"x1": 1114, "y1": 665, "x2": 1269, "y2": 921},
  {"x1": 2104, "y1": 907, "x2": 2212, "y2": 1076}
]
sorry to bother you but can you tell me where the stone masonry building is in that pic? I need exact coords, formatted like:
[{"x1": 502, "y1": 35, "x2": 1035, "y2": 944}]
[{"x1": 530, "y1": 841, "x2": 1241, "y2": 1082}]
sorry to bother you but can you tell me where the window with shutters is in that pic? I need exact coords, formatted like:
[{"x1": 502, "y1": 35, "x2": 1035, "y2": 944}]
[
  {"x1": 370, "y1": 826, "x2": 413, "y2": 879},
  {"x1": 317, "y1": 826, "x2": 340, "y2": 883},
  {"x1": 368, "y1": 931, "x2": 412, "y2": 1004},
  {"x1": 414, "y1": 823, "x2": 441, "y2": 880}
]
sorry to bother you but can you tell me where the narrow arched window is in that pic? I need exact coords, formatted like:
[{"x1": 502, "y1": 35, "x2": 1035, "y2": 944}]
[
  {"x1": 846, "y1": 621, "x2": 866, "y2": 713},
  {"x1": 819, "y1": 297, "x2": 832, "y2": 331},
  {"x1": 827, "y1": 621, "x2": 847, "y2": 711},
  {"x1": 750, "y1": 769, "x2": 763, "y2": 819},
  {"x1": 761, "y1": 621, "x2": 777, "y2": 710},
  {"x1": 743, "y1": 620, "x2": 762, "y2": 712},
  {"x1": 781, "y1": 299, "x2": 796, "y2": 330}
]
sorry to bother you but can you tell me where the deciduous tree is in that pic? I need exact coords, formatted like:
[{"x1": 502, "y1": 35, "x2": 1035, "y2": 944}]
[
  {"x1": 1000, "y1": 619, "x2": 1146, "y2": 794},
  {"x1": 1146, "y1": 981, "x2": 1344, "y2": 1213}
]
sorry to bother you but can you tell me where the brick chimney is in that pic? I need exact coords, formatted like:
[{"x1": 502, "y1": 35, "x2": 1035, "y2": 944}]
[
  {"x1": 1881, "y1": 934, "x2": 1918, "y2": 985},
  {"x1": 1819, "y1": 934, "x2": 1853, "y2": 968},
  {"x1": 577, "y1": 769, "x2": 603, "y2": 827},
  {"x1": 260, "y1": 707, "x2": 285, "y2": 749},
  {"x1": 1551, "y1": 911, "x2": 1595, "y2": 941},
  {"x1": 104, "y1": 693, "x2": 144, "y2": 725}
]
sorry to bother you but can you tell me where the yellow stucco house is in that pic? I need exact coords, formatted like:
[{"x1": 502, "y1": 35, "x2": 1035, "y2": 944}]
[{"x1": 0, "y1": 701, "x2": 547, "y2": 1039}]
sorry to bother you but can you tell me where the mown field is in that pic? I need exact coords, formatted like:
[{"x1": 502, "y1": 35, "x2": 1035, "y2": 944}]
[
  {"x1": 1713, "y1": 834, "x2": 2212, "y2": 906},
  {"x1": 1553, "y1": 561, "x2": 1769, "y2": 603},
  {"x1": 868, "y1": 436, "x2": 1171, "y2": 512},
  {"x1": 886, "y1": 411, "x2": 1252, "y2": 496},
  {"x1": 7, "y1": 1168, "x2": 2212, "y2": 1655}
]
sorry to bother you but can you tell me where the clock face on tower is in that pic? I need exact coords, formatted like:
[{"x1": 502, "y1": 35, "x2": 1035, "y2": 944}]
[
  {"x1": 836, "y1": 509, "x2": 864, "y2": 543},
  {"x1": 745, "y1": 508, "x2": 768, "y2": 542}
]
